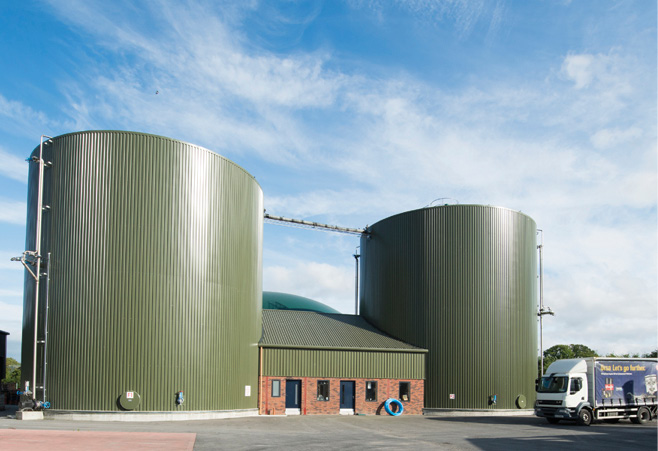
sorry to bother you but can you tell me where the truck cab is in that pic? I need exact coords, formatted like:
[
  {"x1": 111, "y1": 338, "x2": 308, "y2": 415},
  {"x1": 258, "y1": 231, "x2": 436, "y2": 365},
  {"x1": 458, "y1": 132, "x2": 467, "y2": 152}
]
[{"x1": 535, "y1": 359, "x2": 591, "y2": 425}]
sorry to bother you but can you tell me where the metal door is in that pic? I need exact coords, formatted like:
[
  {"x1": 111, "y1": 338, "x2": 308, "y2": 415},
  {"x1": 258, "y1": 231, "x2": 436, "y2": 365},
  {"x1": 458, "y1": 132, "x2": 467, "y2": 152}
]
[
  {"x1": 285, "y1": 380, "x2": 301, "y2": 408},
  {"x1": 340, "y1": 381, "x2": 355, "y2": 409}
]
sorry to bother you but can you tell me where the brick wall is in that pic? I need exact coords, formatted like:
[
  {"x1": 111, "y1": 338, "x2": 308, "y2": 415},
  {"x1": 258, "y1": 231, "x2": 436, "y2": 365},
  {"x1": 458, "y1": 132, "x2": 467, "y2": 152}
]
[
  {"x1": 355, "y1": 378, "x2": 424, "y2": 415},
  {"x1": 304, "y1": 377, "x2": 340, "y2": 414},
  {"x1": 259, "y1": 377, "x2": 286, "y2": 415},
  {"x1": 259, "y1": 376, "x2": 424, "y2": 415}
]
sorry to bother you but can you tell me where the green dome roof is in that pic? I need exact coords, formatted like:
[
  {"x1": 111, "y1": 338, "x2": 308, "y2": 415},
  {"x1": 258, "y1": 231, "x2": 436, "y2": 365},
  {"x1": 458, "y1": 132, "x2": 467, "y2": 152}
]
[{"x1": 262, "y1": 291, "x2": 340, "y2": 314}]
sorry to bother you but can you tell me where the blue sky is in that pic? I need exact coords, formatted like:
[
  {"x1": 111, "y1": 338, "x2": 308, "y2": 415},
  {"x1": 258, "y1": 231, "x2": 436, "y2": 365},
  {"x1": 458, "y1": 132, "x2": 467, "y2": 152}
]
[{"x1": 0, "y1": 0, "x2": 656, "y2": 360}]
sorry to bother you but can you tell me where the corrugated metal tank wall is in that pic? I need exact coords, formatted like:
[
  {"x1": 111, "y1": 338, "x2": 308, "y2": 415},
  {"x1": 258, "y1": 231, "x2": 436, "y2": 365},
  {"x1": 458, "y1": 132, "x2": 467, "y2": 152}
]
[
  {"x1": 359, "y1": 205, "x2": 537, "y2": 410},
  {"x1": 21, "y1": 131, "x2": 263, "y2": 411}
]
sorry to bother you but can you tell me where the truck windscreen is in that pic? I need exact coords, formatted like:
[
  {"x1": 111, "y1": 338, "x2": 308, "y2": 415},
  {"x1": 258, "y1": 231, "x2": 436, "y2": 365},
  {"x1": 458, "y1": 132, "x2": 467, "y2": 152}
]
[{"x1": 538, "y1": 376, "x2": 568, "y2": 393}]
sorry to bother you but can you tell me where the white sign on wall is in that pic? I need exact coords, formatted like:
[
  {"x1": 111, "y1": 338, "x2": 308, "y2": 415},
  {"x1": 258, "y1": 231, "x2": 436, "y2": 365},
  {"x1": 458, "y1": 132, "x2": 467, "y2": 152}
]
[{"x1": 245, "y1": 385, "x2": 251, "y2": 397}]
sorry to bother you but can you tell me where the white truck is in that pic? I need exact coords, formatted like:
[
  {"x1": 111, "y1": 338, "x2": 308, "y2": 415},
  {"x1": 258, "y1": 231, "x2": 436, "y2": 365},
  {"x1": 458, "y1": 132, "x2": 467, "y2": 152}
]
[{"x1": 535, "y1": 357, "x2": 657, "y2": 426}]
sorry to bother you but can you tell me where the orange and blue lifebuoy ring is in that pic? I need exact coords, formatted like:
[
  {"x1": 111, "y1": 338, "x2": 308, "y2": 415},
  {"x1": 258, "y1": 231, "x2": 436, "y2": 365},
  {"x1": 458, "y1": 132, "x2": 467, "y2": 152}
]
[{"x1": 384, "y1": 398, "x2": 404, "y2": 416}]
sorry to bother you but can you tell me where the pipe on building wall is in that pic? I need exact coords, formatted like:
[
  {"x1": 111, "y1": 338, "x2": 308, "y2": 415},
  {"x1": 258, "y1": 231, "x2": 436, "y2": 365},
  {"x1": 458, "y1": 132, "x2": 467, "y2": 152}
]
[{"x1": 259, "y1": 346, "x2": 263, "y2": 414}]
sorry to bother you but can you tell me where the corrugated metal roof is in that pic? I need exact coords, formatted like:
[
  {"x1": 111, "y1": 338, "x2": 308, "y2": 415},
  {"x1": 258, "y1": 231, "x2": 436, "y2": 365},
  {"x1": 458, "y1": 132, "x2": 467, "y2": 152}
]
[{"x1": 260, "y1": 310, "x2": 426, "y2": 353}]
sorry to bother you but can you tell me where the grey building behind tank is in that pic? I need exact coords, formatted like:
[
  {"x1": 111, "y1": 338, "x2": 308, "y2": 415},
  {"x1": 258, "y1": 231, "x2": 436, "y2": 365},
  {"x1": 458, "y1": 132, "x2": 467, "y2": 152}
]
[
  {"x1": 21, "y1": 131, "x2": 263, "y2": 413},
  {"x1": 359, "y1": 205, "x2": 538, "y2": 410}
]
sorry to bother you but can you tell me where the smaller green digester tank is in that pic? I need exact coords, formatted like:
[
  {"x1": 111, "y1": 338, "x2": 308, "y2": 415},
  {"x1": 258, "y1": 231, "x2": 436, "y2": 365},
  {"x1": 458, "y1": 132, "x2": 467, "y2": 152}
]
[{"x1": 359, "y1": 205, "x2": 538, "y2": 410}]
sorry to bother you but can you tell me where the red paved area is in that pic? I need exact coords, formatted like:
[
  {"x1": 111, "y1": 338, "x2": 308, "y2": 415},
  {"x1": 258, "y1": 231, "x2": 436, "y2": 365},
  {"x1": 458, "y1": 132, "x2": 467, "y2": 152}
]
[{"x1": 0, "y1": 429, "x2": 196, "y2": 450}]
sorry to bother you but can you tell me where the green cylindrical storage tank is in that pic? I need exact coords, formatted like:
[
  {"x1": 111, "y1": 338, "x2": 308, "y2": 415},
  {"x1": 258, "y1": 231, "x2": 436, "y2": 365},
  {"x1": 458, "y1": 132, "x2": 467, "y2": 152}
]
[
  {"x1": 359, "y1": 205, "x2": 537, "y2": 410},
  {"x1": 21, "y1": 131, "x2": 263, "y2": 414}
]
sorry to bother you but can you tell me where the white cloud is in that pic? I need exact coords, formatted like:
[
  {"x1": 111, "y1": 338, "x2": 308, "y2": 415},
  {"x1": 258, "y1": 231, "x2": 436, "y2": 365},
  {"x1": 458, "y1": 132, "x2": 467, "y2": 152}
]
[
  {"x1": 544, "y1": 269, "x2": 657, "y2": 354},
  {"x1": 0, "y1": 199, "x2": 26, "y2": 225},
  {"x1": 590, "y1": 126, "x2": 642, "y2": 149},
  {"x1": 264, "y1": 261, "x2": 355, "y2": 313},
  {"x1": 557, "y1": 52, "x2": 639, "y2": 130},
  {"x1": 561, "y1": 54, "x2": 596, "y2": 89},
  {"x1": 0, "y1": 146, "x2": 28, "y2": 183}
]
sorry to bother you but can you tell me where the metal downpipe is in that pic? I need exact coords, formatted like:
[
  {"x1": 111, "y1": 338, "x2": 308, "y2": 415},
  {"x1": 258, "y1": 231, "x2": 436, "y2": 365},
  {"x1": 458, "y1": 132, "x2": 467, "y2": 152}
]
[{"x1": 42, "y1": 252, "x2": 51, "y2": 402}]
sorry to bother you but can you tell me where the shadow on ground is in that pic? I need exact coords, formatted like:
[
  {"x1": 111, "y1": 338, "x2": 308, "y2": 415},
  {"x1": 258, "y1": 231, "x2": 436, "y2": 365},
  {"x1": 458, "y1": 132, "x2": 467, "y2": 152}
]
[
  {"x1": 0, "y1": 405, "x2": 18, "y2": 418},
  {"x1": 427, "y1": 415, "x2": 657, "y2": 451}
]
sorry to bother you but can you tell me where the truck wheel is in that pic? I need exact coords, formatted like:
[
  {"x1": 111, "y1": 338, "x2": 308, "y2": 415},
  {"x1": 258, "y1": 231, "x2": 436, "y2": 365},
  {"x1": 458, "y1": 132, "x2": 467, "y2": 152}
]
[
  {"x1": 631, "y1": 407, "x2": 651, "y2": 425},
  {"x1": 577, "y1": 408, "x2": 592, "y2": 426},
  {"x1": 546, "y1": 418, "x2": 560, "y2": 424}
]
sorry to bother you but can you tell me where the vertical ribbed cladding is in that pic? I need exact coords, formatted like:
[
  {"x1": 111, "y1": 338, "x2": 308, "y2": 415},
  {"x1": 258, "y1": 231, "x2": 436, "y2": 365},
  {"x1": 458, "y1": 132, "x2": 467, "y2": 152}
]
[
  {"x1": 262, "y1": 349, "x2": 425, "y2": 380},
  {"x1": 359, "y1": 205, "x2": 537, "y2": 409},
  {"x1": 21, "y1": 131, "x2": 262, "y2": 411}
]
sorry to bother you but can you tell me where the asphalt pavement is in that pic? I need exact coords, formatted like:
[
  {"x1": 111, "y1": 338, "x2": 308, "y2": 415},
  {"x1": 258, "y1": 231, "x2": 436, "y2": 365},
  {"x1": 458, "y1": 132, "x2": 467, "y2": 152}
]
[{"x1": 1, "y1": 406, "x2": 656, "y2": 450}]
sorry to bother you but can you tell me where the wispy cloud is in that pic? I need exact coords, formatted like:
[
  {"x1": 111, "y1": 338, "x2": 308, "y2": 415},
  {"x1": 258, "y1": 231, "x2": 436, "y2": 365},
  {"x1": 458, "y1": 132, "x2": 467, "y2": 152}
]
[
  {"x1": 42, "y1": 1, "x2": 348, "y2": 166},
  {"x1": 349, "y1": 0, "x2": 494, "y2": 37},
  {"x1": 0, "y1": 94, "x2": 57, "y2": 139}
]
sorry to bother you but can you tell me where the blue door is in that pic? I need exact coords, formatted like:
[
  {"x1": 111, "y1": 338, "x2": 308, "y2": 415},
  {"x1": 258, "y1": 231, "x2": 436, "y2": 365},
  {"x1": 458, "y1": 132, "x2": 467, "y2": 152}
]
[
  {"x1": 285, "y1": 380, "x2": 301, "y2": 408},
  {"x1": 340, "y1": 381, "x2": 355, "y2": 409}
]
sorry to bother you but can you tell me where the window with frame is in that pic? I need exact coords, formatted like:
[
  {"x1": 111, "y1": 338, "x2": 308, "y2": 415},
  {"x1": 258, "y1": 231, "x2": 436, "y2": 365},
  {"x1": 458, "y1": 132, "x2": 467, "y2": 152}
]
[
  {"x1": 570, "y1": 377, "x2": 583, "y2": 394},
  {"x1": 399, "y1": 382, "x2": 410, "y2": 402},
  {"x1": 271, "y1": 379, "x2": 281, "y2": 397},
  {"x1": 365, "y1": 381, "x2": 377, "y2": 402},
  {"x1": 317, "y1": 380, "x2": 330, "y2": 401}
]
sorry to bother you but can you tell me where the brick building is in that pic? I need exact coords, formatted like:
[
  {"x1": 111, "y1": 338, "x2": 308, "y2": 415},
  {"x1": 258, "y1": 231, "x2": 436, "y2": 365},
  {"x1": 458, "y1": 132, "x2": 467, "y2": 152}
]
[{"x1": 259, "y1": 310, "x2": 426, "y2": 415}]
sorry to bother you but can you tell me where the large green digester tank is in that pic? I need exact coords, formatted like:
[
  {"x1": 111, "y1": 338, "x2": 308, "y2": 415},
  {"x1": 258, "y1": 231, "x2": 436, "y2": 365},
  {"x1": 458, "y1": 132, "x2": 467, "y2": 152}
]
[
  {"x1": 359, "y1": 205, "x2": 537, "y2": 410},
  {"x1": 21, "y1": 131, "x2": 263, "y2": 412}
]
